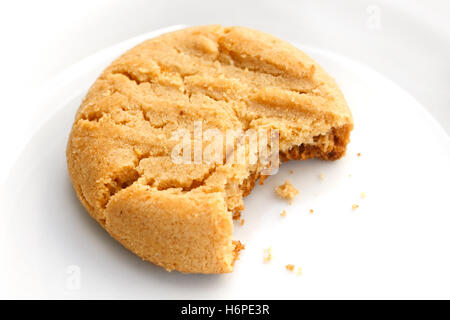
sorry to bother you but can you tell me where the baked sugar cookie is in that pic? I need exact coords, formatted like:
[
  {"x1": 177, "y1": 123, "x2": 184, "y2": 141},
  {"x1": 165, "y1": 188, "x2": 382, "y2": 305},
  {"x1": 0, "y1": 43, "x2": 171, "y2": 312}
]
[{"x1": 66, "y1": 25, "x2": 353, "y2": 273}]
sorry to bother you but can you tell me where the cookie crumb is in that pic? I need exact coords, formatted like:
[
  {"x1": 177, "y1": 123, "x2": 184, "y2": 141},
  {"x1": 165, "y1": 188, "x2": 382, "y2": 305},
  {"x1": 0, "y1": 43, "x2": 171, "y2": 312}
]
[
  {"x1": 259, "y1": 175, "x2": 268, "y2": 185},
  {"x1": 352, "y1": 204, "x2": 359, "y2": 210},
  {"x1": 285, "y1": 264, "x2": 295, "y2": 272},
  {"x1": 361, "y1": 192, "x2": 366, "y2": 199},
  {"x1": 275, "y1": 180, "x2": 299, "y2": 205},
  {"x1": 280, "y1": 210, "x2": 287, "y2": 217},
  {"x1": 289, "y1": 170, "x2": 294, "y2": 174},
  {"x1": 319, "y1": 173, "x2": 325, "y2": 180},
  {"x1": 309, "y1": 209, "x2": 314, "y2": 214},
  {"x1": 240, "y1": 219, "x2": 245, "y2": 226},
  {"x1": 233, "y1": 241, "x2": 245, "y2": 261},
  {"x1": 263, "y1": 247, "x2": 272, "y2": 263},
  {"x1": 357, "y1": 152, "x2": 361, "y2": 157},
  {"x1": 232, "y1": 211, "x2": 241, "y2": 220}
]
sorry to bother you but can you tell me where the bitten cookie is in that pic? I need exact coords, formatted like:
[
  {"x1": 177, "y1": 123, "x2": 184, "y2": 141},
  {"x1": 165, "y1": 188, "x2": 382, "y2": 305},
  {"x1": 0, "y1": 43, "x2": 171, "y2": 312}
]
[{"x1": 66, "y1": 25, "x2": 353, "y2": 274}]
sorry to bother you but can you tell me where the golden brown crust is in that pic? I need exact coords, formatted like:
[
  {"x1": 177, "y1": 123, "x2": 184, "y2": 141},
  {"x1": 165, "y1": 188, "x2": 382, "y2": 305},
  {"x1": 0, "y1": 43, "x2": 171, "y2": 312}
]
[
  {"x1": 280, "y1": 125, "x2": 353, "y2": 162},
  {"x1": 66, "y1": 25, "x2": 353, "y2": 274},
  {"x1": 238, "y1": 124, "x2": 353, "y2": 199}
]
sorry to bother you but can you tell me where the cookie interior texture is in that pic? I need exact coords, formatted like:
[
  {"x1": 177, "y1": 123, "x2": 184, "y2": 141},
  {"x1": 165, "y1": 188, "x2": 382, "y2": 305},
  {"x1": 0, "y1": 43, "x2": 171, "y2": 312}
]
[{"x1": 67, "y1": 25, "x2": 353, "y2": 274}]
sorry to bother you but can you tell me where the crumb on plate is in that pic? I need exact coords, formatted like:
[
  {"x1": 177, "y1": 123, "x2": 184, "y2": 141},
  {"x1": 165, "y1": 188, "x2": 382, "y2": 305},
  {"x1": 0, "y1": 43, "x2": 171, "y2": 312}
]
[
  {"x1": 352, "y1": 204, "x2": 359, "y2": 210},
  {"x1": 275, "y1": 180, "x2": 299, "y2": 205},
  {"x1": 233, "y1": 241, "x2": 245, "y2": 261},
  {"x1": 280, "y1": 210, "x2": 287, "y2": 217},
  {"x1": 263, "y1": 247, "x2": 272, "y2": 263},
  {"x1": 259, "y1": 175, "x2": 268, "y2": 185},
  {"x1": 240, "y1": 219, "x2": 245, "y2": 226},
  {"x1": 286, "y1": 264, "x2": 295, "y2": 272}
]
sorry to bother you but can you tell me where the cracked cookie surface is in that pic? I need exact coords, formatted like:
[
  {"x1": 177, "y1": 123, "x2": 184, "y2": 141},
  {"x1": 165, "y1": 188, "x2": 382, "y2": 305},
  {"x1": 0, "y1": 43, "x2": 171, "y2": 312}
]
[{"x1": 67, "y1": 25, "x2": 353, "y2": 273}]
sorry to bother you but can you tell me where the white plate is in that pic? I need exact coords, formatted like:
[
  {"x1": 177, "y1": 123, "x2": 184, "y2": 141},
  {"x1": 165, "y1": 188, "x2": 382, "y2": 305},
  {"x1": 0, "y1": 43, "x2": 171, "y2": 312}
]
[{"x1": 1, "y1": 27, "x2": 450, "y2": 299}]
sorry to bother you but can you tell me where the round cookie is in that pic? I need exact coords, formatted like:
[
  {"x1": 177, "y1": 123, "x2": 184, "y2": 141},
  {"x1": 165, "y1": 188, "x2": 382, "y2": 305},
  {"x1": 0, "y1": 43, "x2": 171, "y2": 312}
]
[{"x1": 66, "y1": 25, "x2": 353, "y2": 273}]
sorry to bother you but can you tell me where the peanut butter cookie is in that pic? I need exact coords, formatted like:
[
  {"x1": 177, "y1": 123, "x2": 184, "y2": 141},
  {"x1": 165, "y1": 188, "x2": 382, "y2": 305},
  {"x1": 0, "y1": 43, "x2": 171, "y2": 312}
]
[{"x1": 66, "y1": 25, "x2": 353, "y2": 273}]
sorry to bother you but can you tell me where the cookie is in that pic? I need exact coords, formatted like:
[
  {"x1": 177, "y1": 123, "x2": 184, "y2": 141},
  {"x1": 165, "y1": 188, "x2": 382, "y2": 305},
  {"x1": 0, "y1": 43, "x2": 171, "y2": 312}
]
[{"x1": 66, "y1": 25, "x2": 353, "y2": 273}]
